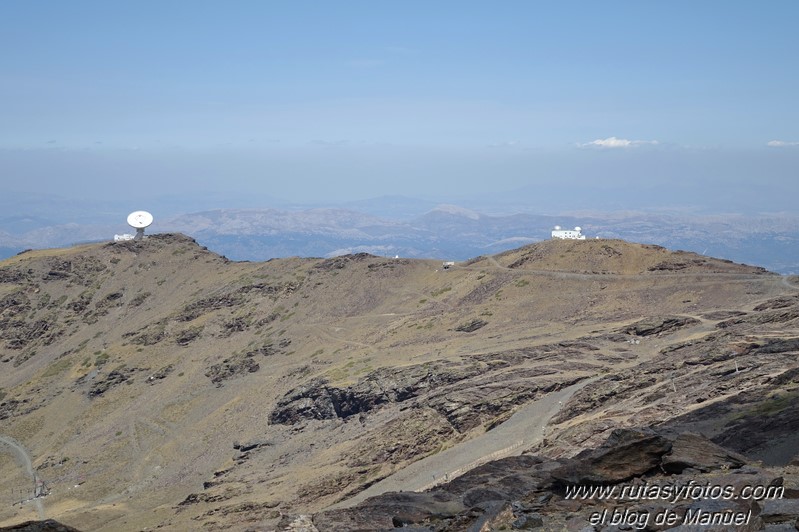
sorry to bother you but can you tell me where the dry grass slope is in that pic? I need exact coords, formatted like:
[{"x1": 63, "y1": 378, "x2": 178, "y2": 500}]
[{"x1": 0, "y1": 234, "x2": 796, "y2": 531}]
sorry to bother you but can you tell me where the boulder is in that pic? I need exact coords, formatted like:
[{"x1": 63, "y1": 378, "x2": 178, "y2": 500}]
[
  {"x1": 661, "y1": 432, "x2": 748, "y2": 473},
  {"x1": 551, "y1": 428, "x2": 672, "y2": 486}
]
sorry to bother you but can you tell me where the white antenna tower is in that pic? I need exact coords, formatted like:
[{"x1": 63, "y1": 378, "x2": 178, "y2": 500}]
[{"x1": 127, "y1": 211, "x2": 153, "y2": 241}]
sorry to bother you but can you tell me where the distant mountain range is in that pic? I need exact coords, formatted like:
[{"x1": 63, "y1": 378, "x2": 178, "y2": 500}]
[{"x1": 1, "y1": 197, "x2": 797, "y2": 274}]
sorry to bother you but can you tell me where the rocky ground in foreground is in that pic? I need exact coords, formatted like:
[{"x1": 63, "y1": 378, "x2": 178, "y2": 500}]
[
  {"x1": 8, "y1": 428, "x2": 798, "y2": 531},
  {"x1": 306, "y1": 429, "x2": 799, "y2": 531}
]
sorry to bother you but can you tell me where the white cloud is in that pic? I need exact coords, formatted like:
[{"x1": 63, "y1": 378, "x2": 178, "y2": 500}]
[
  {"x1": 580, "y1": 136, "x2": 659, "y2": 148},
  {"x1": 767, "y1": 140, "x2": 799, "y2": 147}
]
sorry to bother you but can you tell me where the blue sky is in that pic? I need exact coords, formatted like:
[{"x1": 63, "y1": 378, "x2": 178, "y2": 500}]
[{"x1": 1, "y1": 1, "x2": 798, "y2": 209}]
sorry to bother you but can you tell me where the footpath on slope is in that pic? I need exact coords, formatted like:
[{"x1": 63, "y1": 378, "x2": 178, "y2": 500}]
[
  {"x1": 782, "y1": 275, "x2": 799, "y2": 291},
  {"x1": 330, "y1": 376, "x2": 596, "y2": 510},
  {"x1": 0, "y1": 435, "x2": 46, "y2": 520}
]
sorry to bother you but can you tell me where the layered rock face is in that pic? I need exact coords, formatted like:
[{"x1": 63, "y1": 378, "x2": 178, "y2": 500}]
[{"x1": 310, "y1": 429, "x2": 798, "y2": 531}]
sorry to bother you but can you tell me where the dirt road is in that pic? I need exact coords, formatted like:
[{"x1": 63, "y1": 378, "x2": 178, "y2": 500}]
[
  {"x1": 330, "y1": 377, "x2": 596, "y2": 510},
  {"x1": 0, "y1": 435, "x2": 45, "y2": 519}
]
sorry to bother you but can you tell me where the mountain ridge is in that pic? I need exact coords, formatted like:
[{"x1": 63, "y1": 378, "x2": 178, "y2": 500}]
[
  {"x1": 2, "y1": 204, "x2": 799, "y2": 274},
  {"x1": 0, "y1": 234, "x2": 797, "y2": 530}
]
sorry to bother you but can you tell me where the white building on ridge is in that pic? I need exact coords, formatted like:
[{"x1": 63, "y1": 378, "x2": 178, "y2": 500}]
[{"x1": 551, "y1": 225, "x2": 586, "y2": 240}]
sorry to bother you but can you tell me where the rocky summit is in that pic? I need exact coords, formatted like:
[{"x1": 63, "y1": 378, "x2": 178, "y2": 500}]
[{"x1": 0, "y1": 234, "x2": 798, "y2": 531}]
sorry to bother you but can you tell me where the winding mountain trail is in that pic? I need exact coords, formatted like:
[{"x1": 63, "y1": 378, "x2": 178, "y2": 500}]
[
  {"x1": 329, "y1": 377, "x2": 597, "y2": 510},
  {"x1": 782, "y1": 275, "x2": 799, "y2": 291},
  {"x1": 0, "y1": 435, "x2": 45, "y2": 520},
  {"x1": 486, "y1": 255, "x2": 508, "y2": 270}
]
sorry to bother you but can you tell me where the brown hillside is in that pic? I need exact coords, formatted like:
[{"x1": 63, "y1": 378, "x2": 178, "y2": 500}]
[
  {"x1": 0, "y1": 234, "x2": 797, "y2": 531},
  {"x1": 486, "y1": 238, "x2": 770, "y2": 275}
]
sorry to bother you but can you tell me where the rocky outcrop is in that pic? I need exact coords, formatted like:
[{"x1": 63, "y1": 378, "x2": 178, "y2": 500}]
[
  {"x1": 232, "y1": 439, "x2": 273, "y2": 464},
  {"x1": 268, "y1": 378, "x2": 339, "y2": 423},
  {"x1": 751, "y1": 338, "x2": 799, "y2": 355},
  {"x1": 203, "y1": 340, "x2": 291, "y2": 381},
  {"x1": 649, "y1": 260, "x2": 691, "y2": 271},
  {"x1": 269, "y1": 362, "x2": 483, "y2": 425},
  {"x1": 270, "y1": 346, "x2": 592, "y2": 430},
  {"x1": 754, "y1": 296, "x2": 799, "y2": 311},
  {"x1": 550, "y1": 428, "x2": 672, "y2": 486},
  {"x1": 269, "y1": 376, "x2": 408, "y2": 424},
  {"x1": 0, "y1": 267, "x2": 30, "y2": 284},
  {"x1": 88, "y1": 368, "x2": 136, "y2": 397},
  {"x1": 717, "y1": 308, "x2": 799, "y2": 329},
  {"x1": 622, "y1": 316, "x2": 700, "y2": 337},
  {"x1": 310, "y1": 429, "x2": 788, "y2": 531},
  {"x1": 123, "y1": 321, "x2": 167, "y2": 346},
  {"x1": 41, "y1": 257, "x2": 108, "y2": 286},
  {"x1": 205, "y1": 351, "x2": 260, "y2": 387},
  {"x1": 4, "y1": 317, "x2": 62, "y2": 351},
  {"x1": 235, "y1": 281, "x2": 302, "y2": 300},
  {"x1": 661, "y1": 432, "x2": 748, "y2": 473},
  {"x1": 454, "y1": 319, "x2": 487, "y2": 332},
  {"x1": 0, "y1": 398, "x2": 22, "y2": 420},
  {"x1": 176, "y1": 294, "x2": 244, "y2": 322},
  {"x1": 175, "y1": 326, "x2": 203, "y2": 346},
  {"x1": 313, "y1": 253, "x2": 374, "y2": 271}
]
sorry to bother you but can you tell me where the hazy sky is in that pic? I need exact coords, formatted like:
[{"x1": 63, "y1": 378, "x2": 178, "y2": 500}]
[{"x1": 2, "y1": 1, "x2": 798, "y2": 210}]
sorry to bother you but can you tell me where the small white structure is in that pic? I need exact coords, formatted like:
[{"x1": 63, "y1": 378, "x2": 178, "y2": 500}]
[
  {"x1": 551, "y1": 225, "x2": 586, "y2": 240},
  {"x1": 114, "y1": 234, "x2": 135, "y2": 241},
  {"x1": 442, "y1": 261, "x2": 455, "y2": 269}
]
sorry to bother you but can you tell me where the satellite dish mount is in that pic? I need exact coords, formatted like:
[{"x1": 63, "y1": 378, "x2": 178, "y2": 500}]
[{"x1": 127, "y1": 211, "x2": 153, "y2": 241}]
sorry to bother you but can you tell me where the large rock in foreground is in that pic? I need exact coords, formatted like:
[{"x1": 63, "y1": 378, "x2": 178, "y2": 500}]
[
  {"x1": 309, "y1": 429, "x2": 793, "y2": 531},
  {"x1": 662, "y1": 432, "x2": 748, "y2": 473},
  {"x1": 550, "y1": 428, "x2": 672, "y2": 485}
]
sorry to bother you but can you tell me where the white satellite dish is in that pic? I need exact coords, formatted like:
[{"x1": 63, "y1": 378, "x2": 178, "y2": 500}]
[
  {"x1": 127, "y1": 211, "x2": 153, "y2": 228},
  {"x1": 554, "y1": 225, "x2": 561, "y2": 230},
  {"x1": 127, "y1": 211, "x2": 153, "y2": 240},
  {"x1": 574, "y1": 226, "x2": 582, "y2": 232}
]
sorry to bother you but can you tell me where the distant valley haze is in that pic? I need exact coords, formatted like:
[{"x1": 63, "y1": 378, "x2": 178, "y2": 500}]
[
  {"x1": 1, "y1": 191, "x2": 798, "y2": 276},
  {"x1": 1, "y1": 1, "x2": 798, "y2": 266}
]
